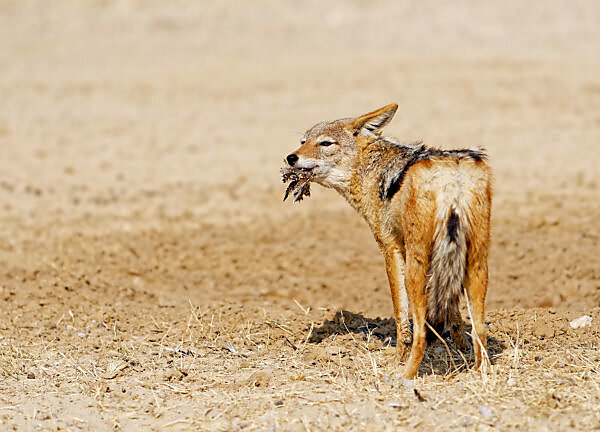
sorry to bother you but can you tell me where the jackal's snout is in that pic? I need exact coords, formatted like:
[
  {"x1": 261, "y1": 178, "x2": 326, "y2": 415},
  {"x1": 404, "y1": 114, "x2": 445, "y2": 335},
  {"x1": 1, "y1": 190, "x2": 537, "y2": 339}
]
[{"x1": 286, "y1": 153, "x2": 298, "y2": 166}]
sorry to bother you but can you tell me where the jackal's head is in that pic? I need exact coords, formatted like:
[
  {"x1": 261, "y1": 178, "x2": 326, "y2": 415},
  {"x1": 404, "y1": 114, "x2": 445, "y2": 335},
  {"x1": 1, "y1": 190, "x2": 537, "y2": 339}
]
[{"x1": 285, "y1": 104, "x2": 398, "y2": 191}]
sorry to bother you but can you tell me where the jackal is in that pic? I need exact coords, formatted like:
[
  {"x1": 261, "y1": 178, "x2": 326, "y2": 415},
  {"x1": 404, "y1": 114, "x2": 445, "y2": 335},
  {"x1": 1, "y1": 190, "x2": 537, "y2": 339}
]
[{"x1": 283, "y1": 104, "x2": 492, "y2": 378}]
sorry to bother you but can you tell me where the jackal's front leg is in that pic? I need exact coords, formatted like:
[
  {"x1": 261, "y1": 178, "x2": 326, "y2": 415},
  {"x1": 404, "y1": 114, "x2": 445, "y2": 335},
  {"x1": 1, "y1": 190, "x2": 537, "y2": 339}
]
[{"x1": 384, "y1": 249, "x2": 411, "y2": 361}]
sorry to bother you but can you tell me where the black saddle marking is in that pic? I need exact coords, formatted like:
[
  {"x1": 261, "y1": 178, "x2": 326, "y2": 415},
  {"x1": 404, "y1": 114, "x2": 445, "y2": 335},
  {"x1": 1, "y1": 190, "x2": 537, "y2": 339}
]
[{"x1": 380, "y1": 146, "x2": 487, "y2": 200}]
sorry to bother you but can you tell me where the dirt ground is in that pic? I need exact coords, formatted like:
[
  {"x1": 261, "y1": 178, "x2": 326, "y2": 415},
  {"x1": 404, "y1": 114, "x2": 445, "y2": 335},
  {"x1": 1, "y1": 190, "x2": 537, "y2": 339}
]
[{"x1": 1, "y1": 1, "x2": 600, "y2": 430}]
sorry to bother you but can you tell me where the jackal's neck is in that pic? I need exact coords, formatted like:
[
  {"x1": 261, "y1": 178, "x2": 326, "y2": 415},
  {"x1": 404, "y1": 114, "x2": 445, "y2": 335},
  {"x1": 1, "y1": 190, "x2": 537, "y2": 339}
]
[{"x1": 338, "y1": 137, "x2": 419, "y2": 221}]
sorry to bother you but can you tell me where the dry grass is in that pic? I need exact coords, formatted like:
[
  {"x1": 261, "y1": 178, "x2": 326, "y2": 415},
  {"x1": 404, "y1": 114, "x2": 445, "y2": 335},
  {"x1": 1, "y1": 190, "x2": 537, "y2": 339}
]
[{"x1": 1, "y1": 300, "x2": 599, "y2": 431}]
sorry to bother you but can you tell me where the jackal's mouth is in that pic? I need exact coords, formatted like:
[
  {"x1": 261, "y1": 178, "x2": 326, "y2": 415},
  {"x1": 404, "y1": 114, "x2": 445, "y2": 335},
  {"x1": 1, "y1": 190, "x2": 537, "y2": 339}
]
[{"x1": 280, "y1": 166, "x2": 314, "y2": 203}]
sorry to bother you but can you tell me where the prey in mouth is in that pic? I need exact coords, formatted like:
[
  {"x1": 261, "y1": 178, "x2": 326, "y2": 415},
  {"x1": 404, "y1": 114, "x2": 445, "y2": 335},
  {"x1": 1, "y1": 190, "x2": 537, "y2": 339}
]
[{"x1": 280, "y1": 165, "x2": 314, "y2": 203}]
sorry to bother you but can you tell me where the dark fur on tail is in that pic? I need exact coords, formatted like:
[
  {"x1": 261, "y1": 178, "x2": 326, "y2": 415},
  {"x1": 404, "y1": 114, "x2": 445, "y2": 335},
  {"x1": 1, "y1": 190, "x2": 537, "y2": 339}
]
[{"x1": 425, "y1": 205, "x2": 468, "y2": 330}]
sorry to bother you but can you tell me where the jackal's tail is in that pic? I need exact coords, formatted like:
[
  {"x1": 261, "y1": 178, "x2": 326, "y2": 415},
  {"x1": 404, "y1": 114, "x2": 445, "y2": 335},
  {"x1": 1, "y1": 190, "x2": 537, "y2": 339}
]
[{"x1": 426, "y1": 204, "x2": 468, "y2": 334}]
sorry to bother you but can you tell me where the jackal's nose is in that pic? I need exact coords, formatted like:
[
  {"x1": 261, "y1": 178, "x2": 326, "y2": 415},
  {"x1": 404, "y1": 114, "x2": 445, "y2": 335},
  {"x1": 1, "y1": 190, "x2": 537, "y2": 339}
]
[{"x1": 286, "y1": 153, "x2": 299, "y2": 166}]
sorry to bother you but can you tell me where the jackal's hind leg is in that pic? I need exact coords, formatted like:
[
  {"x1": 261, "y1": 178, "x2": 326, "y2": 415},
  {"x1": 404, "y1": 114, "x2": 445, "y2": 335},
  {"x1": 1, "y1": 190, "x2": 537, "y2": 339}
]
[
  {"x1": 449, "y1": 302, "x2": 468, "y2": 351},
  {"x1": 465, "y1": 260, "x2": 488, "y2": 369},
  {"x1": 384, "y1": 249, "x2": 411, "y2": 361},
  {"x1": 464, "y1": 231, "x2": 490, "y2": 370}
]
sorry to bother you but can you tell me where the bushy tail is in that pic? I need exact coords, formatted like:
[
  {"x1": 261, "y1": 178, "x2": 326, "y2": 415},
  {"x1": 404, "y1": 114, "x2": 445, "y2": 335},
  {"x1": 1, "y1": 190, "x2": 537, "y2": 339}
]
[{"x1": 426, "y1": 204, "x2": 468, "y2": 332}]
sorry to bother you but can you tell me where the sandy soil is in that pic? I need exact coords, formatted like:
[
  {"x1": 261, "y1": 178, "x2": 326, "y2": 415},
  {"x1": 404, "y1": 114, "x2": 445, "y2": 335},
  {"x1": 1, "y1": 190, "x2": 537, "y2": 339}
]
[{"x1": 1, "y1": 1, "x2": 599, "y2": 430}]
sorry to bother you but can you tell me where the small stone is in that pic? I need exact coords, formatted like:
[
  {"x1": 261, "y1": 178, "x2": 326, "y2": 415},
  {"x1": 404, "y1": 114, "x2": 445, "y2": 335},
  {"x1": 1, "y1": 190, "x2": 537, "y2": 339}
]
[
  {"x1": 478, "y1": 404, "x2": 494, "y2": 419},
  {"x1": 569, "y1": 315, "x2": 592, "y2": 329},
  {"x1": 402, "y1": 379, "x2": 414, "y2": 389},
  {"x1": 27, "y1": 372, "x2": 35, "y2": 379},
  {"x1": 77, "y1": 332, "x2": 87, "y2": 338}
]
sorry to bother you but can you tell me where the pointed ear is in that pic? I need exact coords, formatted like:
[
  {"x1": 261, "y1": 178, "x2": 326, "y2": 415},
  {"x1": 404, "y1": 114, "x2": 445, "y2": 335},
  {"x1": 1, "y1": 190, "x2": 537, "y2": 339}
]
[{"x1": 350, "y1": 103, "x2": 398, "y2": 135}]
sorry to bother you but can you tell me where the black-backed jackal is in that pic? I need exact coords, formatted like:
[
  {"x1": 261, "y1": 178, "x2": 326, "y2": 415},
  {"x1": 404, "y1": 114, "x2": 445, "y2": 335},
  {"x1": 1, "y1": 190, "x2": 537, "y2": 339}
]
[{"x1": 283, "y1": 104, "x2": 492, "y2": 378}]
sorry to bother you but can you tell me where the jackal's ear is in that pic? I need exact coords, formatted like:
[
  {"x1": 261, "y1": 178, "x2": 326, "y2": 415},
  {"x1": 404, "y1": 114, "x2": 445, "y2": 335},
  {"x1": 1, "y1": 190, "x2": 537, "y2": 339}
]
[{"x1": 350, "y1": 104, "x2": 398, "y2": 136}]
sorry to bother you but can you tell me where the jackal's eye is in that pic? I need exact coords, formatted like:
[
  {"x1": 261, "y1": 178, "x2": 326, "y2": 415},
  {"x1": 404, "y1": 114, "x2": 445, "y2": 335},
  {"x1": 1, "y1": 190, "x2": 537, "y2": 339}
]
[
  {"x1": 319, "y1": 139, "x2": 334, "y2": 147},
  {"x1": 300, "y1": 138, "x2": 306, "y2": 145}
]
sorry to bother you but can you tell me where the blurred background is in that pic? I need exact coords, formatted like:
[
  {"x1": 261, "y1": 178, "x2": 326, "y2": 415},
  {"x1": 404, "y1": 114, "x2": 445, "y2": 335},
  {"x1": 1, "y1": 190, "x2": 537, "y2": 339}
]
[
  {"x1": 1, "y1": 2, "x2": 600, "y2": 429},
  {"x1": 1, "y1": 0, "x2": 599, "y2": 314}
]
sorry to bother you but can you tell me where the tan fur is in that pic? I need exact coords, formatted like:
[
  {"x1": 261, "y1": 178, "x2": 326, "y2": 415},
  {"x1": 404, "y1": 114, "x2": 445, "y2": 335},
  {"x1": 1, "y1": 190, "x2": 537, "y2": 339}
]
[{"x1": 285, "y1": 104, "x2": 492, "y2": 378}]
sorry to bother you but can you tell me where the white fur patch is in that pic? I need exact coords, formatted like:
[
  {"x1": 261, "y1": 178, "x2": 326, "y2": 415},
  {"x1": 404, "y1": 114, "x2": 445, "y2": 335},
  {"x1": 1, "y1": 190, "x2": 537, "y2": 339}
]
[
  {"x1": 316, "y1": 135, "x2": 335, "y2": 143},
  {"x1": 318, "y1": 166, "x2": 349, "y2": 189},
  {"x1": 294, "y1": 157, "x2": 319, "y2": 170},
  {"x1": 295, "y1": 157, "x2": 350, "y2": 190}
]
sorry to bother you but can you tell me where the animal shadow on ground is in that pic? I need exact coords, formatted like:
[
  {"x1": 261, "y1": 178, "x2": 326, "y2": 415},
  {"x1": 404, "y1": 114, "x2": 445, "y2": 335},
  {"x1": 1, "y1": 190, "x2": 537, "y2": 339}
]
[{"x1": 308, "y1": 310, "x2": 505, "y2": 376}]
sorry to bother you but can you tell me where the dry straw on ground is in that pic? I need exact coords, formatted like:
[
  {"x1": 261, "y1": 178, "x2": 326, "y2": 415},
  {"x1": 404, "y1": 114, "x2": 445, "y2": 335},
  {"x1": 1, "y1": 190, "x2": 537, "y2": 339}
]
[{"x1": 2, "y1": 301, "x2": 599, "y2": 430}]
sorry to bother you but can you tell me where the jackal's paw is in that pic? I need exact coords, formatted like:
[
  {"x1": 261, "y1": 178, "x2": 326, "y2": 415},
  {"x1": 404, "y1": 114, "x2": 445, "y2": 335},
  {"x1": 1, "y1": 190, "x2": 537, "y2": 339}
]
[
  {"x1": 397, "y1": 325, "x2": 413, "y2": 347},
  {"x1": 395, "y1": 342, "x2": 410, "y2": 362},
  {"x1": 451, "y1": 331, "x2": 470, "y2": 352}
]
